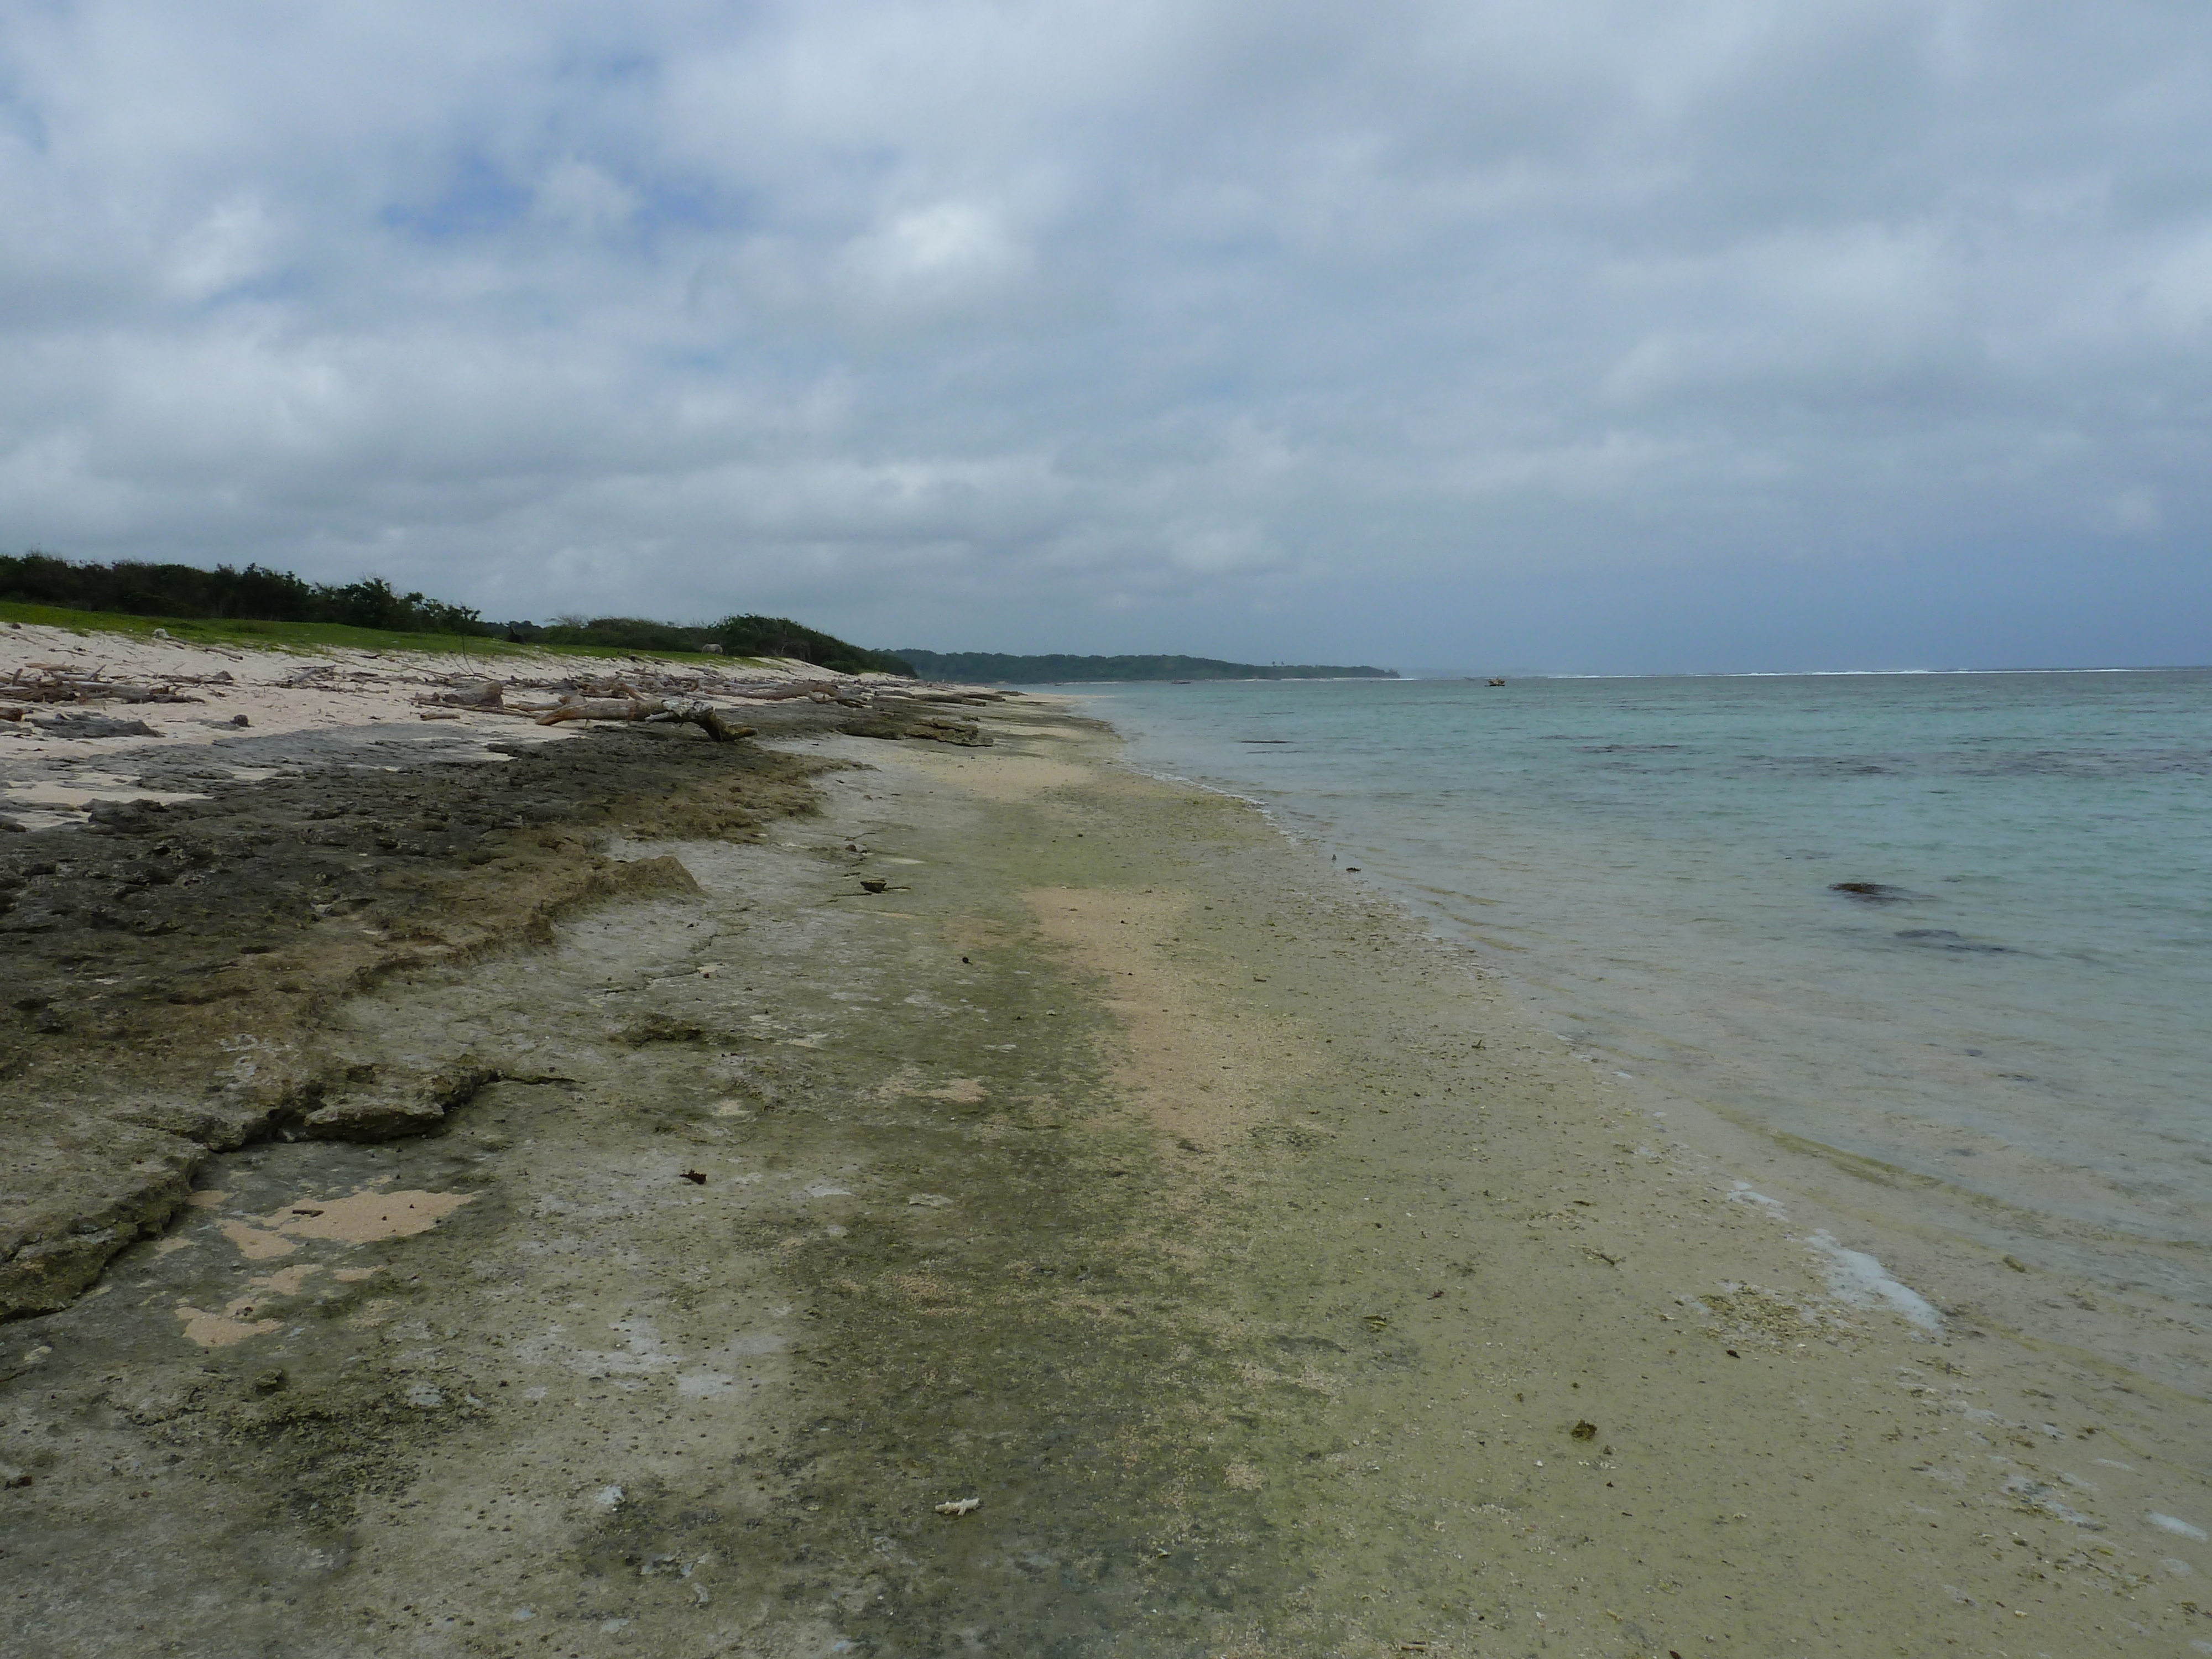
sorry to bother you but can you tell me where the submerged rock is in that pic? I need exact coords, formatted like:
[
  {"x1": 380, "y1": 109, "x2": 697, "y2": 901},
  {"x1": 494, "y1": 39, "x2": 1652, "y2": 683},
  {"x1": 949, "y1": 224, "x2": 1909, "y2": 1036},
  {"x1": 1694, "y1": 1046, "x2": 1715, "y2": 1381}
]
[
  {"x1": 1893, "y1": 928, "x2": 2016, "y2": 954},
  {"x1": 1830, "y1": 881, "x2": 1910, "y2": 902}
]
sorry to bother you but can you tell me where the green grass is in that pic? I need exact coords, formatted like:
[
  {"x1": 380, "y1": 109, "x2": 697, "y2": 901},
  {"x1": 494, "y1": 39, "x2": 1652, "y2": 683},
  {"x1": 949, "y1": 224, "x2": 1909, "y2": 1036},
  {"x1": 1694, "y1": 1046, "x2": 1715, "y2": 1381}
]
[{"x1": 0, "y1": 599, "x2": 778, "y2": 669}]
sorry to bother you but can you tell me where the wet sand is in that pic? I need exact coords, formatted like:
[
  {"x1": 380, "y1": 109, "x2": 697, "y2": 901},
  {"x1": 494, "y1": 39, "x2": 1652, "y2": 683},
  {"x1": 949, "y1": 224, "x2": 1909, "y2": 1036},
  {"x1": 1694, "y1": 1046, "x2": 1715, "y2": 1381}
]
[{"x1": 3, "y1": 697, "x2": 2208, "y2": 1657}]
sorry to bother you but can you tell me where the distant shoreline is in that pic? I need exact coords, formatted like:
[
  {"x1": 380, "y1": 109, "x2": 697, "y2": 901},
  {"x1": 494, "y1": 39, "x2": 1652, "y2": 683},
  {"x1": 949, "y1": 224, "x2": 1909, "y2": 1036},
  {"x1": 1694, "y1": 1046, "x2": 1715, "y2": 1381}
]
[{"x1": 892, "y1": 648, "x2": 1397, "y2": 683}]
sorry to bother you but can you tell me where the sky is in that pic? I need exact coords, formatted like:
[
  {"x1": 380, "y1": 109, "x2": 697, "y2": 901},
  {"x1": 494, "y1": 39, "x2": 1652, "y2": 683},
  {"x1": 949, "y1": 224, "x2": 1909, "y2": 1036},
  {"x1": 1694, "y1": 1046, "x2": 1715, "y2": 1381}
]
[{"x1": 2, "y1": 2, "x2": 2209, "y2": 674}]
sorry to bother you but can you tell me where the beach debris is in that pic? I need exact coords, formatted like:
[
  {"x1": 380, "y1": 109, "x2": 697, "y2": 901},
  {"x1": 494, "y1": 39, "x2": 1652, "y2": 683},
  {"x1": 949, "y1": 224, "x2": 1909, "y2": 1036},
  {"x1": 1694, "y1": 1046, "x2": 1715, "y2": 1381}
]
[
  {"x1": 730, "y1": 679, "x2": 839, "y2": 702},
  {"x1": 906, "y1": 1193, "x2": 954, "y2": 1208},
  {"x1": 418, "y1": 710, "x2": 461, "y2": 721},
  {"x1": 934, "y1": 1497, "x2": 981, "y2": 1517},
  {"x1": 416, "y1": 679, "x2": 505, "y2": 709},
  {"x1": 2003, "y1": 1254, "x2": 2028, "y2": 1271},
  {"x1": 0, "y1": 665, "x2": 208, "y2": 705},
  {"x1": 1571, "y1": 1420, "x2": 1598, "y2": 1440},
  {"x1": 533, "y1": 694, "x2": 755, "y2": 743},
  {"x1": 859, "y1": 878, "x2": 888, "y2": 893},
  {"x1": 680, "y1": 1170, "x2": 707, "y2": 1185}
]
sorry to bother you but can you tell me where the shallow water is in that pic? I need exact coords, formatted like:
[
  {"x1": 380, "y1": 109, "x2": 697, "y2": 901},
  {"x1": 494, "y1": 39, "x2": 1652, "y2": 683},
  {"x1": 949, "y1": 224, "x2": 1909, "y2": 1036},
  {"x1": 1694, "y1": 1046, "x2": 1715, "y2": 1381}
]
[{"x1": 1084, "y1": 671, "x2": 2212, "y2": 1339}]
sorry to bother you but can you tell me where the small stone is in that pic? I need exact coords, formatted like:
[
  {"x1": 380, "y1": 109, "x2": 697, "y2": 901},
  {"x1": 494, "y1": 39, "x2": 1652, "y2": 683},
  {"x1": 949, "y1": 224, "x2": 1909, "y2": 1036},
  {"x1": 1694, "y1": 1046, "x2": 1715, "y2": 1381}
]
[{"x1": 253, "y1": 1367, "x2": 288, "y2": 1394}]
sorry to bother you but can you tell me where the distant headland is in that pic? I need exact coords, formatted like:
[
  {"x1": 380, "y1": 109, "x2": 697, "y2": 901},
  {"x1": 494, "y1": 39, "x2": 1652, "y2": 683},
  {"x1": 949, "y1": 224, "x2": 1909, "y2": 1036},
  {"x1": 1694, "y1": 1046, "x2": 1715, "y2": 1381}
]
[{"x1": 891, "y1": 650, "x2": 1398, "y2": 683}]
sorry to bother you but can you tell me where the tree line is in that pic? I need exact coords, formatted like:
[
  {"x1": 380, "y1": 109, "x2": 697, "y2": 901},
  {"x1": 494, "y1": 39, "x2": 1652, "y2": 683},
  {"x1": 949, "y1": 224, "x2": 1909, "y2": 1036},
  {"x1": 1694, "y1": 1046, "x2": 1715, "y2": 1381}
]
[{"x1": 0, "y1": 553, "x2": 912, "y2": 677}]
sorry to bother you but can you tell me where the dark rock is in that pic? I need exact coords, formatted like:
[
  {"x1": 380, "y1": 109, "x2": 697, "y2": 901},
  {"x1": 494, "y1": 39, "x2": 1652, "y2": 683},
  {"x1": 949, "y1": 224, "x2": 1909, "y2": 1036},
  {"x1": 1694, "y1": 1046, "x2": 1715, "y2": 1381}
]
[
  {"x1": 297, "y1": 1058, "x2": 498, "y2": 1140},
  {"x1": 87, "y1": 799, "x2": 166, "y2": 832},
  {"x1": 616, "y1": 1013, "x2": 707, "y2": 1047},
  {"x1": 30, "y1": 714, "x2": 161, "y2": 739},
  {"x1": 1830, "y1": 881, "x2": 1909, "y2": 902},
  {"x1": 1894, "y1": 928, "x2": 2016, "y2": 954}
]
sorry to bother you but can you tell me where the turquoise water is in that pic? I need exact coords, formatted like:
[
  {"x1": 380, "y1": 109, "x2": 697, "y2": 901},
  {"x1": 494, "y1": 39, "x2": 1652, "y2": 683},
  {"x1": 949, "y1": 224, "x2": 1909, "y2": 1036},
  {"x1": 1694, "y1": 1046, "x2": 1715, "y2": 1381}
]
[{"x1": 1081, "y1": 671, "x2": 2212, "y2": 1340}]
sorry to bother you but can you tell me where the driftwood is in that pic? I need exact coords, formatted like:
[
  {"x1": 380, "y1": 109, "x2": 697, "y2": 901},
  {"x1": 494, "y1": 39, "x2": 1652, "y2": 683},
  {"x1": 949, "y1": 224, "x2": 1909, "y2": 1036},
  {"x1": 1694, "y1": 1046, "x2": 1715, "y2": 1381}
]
[
  {"x1": 414, "y1": 679, "x2": 504, "y2": 710},
  {"x1": 879, "y1": 688, "x2": 998, "y2": 706},
  {"x1": 533, "y1": 696, "x2": 755, "y2": 743},
  {"x1": 0, "y1": 671, "x2": 204, "y2": 706},
  {"x1": 728, "y1": 681, "x2": 838, "y2": 702}
]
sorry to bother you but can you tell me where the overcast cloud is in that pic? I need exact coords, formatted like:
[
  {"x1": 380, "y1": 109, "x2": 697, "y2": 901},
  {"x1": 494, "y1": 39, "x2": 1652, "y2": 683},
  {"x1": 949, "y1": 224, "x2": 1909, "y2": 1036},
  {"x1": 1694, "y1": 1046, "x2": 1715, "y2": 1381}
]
[{"x1": 3, "y1": 1, "x2": 2208, "y2": 670}]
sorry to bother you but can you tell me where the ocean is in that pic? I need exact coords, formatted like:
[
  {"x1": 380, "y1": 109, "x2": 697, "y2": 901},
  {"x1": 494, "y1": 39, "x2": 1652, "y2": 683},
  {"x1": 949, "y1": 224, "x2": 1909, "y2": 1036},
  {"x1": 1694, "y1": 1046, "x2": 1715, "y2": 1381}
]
[{"x1": 1080, "y1": 670, "x2": 2212, "y2": 1384}]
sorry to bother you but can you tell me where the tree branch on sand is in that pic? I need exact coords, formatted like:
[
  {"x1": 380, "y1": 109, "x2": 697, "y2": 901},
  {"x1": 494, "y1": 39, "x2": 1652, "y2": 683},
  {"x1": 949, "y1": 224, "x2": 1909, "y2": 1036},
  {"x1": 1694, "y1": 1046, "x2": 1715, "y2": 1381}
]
[{"x1": 533, "y1": 696, "x2": 756, "y2": 743}]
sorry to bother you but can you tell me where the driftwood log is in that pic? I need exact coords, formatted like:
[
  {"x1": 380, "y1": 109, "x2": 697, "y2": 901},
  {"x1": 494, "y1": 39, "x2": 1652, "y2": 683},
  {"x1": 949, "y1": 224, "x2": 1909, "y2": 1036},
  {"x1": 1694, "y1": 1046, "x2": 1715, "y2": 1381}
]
[
  {"x1": 728, "y1": 681, "x2": 838, "y2": 702},
  {"x1": 877, "y1": 688, "x2": 1000, "y2": 705},
  {"x1": 533, "y1": 696, "x2": 755, "y2": 743},
  {"x1": 0, "y1": 676, "x2": 203, "y2": 705}
]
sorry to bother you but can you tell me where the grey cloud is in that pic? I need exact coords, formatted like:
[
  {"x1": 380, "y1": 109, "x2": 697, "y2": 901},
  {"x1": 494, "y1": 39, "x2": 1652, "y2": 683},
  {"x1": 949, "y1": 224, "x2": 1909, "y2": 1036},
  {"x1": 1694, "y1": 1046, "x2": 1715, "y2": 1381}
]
[{"x1": 2, "y1": 0, "x2": 2208, "y2": 670}]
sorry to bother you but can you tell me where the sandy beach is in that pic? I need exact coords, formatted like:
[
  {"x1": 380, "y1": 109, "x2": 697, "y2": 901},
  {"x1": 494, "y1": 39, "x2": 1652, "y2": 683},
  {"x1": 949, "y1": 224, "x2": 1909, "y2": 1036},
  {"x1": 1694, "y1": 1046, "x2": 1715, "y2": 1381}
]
[{"x1": 3, "y1": 658, "x2": 2208, "y2": 1657}]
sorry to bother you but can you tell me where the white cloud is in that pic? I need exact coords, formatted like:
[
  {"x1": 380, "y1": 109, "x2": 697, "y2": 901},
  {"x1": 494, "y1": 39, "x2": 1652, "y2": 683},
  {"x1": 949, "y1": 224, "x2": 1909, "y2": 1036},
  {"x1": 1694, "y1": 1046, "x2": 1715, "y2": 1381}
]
[
  {"x1": 533, "y1": 160, "x2": 638, "y2": 239},
  {"x1": 834, "y1": 201, "x2": 1032, "y2": 315},
  {"x1": 0, "y1": 0, "x2": 2208, "y2": 667},
  {"x1": 165, "y1": 196, "x2": 276, "y2": 300}
]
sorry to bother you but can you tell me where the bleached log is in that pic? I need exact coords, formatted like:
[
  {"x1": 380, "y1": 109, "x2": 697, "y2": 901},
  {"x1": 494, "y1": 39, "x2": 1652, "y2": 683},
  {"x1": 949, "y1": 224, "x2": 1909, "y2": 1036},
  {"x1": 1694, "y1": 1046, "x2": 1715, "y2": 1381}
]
[
  {"x1": 533, "y1": 696, "x2": 754, "y2": 743},
  {"x1": 728, "y1": 681, "x2": 838, "y2": 702},
  {"x1": 535, "y1": 697, "x2": 654, "y2": 725}
]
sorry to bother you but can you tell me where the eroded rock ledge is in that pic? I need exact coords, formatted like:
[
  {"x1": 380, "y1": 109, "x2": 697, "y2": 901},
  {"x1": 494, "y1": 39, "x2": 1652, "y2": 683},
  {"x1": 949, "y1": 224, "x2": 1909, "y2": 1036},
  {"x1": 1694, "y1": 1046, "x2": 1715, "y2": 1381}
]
[{"x1": 1, "y1": 722, "x2": 831, "y2": 1318}]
